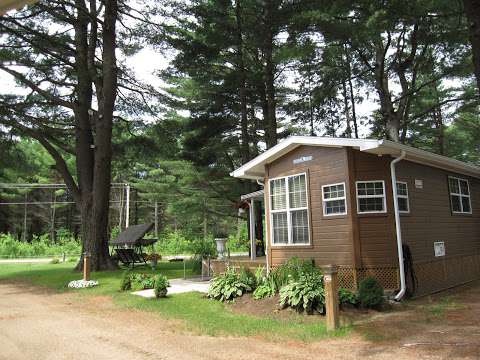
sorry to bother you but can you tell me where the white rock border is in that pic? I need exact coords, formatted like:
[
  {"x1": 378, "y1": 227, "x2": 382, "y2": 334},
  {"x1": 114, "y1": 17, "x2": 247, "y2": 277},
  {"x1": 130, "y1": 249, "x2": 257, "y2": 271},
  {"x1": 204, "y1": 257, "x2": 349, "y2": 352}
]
[{"x1": 68, "y1": 280, "x2": 98, "y2": 289}]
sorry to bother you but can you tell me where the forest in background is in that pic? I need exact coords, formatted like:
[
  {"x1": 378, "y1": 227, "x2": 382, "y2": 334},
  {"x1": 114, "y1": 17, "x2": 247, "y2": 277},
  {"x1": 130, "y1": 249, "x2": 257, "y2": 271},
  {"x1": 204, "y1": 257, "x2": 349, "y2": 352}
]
[{"x1": 0, "y1": 0, "x2": 479, "y2": 267}]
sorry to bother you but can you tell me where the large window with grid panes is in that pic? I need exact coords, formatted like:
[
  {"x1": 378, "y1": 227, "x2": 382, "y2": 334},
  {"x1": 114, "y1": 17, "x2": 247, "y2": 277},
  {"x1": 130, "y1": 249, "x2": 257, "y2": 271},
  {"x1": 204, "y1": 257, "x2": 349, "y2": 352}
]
[
  {"x1": 270, "y1": 173, "x2": 310, "y2": 245},
  {"x1": 448, "y1": 176, "x2": 472, "y2": 214},
  {"x1": 356, "y1": 180, "x2": 387, "y2": 214}
]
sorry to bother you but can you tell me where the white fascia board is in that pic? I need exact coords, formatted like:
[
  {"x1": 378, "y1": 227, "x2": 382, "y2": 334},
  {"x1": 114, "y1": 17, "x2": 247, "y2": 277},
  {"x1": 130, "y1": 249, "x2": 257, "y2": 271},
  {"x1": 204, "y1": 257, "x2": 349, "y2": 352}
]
[
  {"x1": 378, "y1": 140, "x2": 480, "y2": 178},
  {"x1": 230, "y1": 137, "x2": 382, "y2": 179},
  {"x1": 230, "y1": 136, "x2": 480, "y2": 180}
]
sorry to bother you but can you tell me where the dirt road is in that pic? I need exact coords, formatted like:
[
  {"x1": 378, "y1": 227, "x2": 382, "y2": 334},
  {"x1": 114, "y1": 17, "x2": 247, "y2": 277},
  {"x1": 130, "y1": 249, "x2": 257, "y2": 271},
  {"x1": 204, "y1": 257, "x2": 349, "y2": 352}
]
[{"x1": 0, "y1": 282, "x2": 479, "y2": 360}]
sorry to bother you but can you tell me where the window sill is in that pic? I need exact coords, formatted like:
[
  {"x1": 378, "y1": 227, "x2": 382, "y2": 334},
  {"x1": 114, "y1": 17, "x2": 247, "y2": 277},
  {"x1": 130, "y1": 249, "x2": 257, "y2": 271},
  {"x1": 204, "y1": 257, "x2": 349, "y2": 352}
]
[
  {"x1": 450, "y1": 212, "x2": 473, "y2": 217},
  {"x1": 321, "y1": 214, "x2": 348, "y2": 220},
  {"x1": 270, "y1": 244, "x2": 313, "y2": 250},
  {"x1": 357, "y1": 212, "x2": 389, "y2": 218}
]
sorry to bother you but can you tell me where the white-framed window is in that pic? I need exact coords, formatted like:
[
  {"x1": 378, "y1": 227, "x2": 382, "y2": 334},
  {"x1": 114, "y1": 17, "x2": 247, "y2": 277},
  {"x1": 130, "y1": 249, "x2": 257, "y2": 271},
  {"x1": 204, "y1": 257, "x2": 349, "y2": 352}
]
[
  {"x1": 396, "y1": 181, "x2": 410, "y2": 213},
  {"x1": 270, "y1": 173, "x2": 310, "y2": 245},
  {"x1": 448, "y1": 176, "x2": 472, "y2": 214},
  {"x1": 322, "y1": 182, "x2": 347, "y2": 216},
  {"x1": 356, "y1": 180, "x2": 386, "y2": 214}
]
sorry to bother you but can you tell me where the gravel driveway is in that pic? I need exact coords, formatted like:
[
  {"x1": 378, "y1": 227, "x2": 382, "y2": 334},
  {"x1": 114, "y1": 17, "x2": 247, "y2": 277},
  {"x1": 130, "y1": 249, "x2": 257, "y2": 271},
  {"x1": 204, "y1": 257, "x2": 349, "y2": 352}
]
[{"x1": 0, "y1": 282, "x2": 479, "y2": 360}]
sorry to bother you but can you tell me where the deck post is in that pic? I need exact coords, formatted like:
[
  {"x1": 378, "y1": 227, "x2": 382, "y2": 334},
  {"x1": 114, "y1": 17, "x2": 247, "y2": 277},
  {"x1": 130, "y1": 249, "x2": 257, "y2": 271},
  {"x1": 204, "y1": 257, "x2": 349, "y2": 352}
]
[
  {"x1": 323, "y1": 264, "x2": 339, "y2": 331},
  {"x1": 83, "y1": 252, "x2": 91, "y2": 282},
  {"x1": 249, "y1": 200, "x2": 256, "y2": 261}
]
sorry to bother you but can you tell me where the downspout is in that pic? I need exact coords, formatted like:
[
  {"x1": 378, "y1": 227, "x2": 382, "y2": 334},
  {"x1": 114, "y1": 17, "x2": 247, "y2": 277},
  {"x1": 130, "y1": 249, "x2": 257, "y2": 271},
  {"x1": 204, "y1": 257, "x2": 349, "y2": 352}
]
[
  {"x1": 390, "y1": 150, "x2": 407, "y2": 301},
  {"x1": 256, "y1": 179, "x2": 269, "y2": 273}
]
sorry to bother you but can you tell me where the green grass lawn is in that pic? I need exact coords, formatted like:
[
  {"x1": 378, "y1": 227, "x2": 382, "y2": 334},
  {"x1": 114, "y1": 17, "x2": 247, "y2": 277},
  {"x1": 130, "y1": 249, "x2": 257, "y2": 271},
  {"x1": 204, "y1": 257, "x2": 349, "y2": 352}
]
[{"x1": 0, "y1": 261, "x2": 348, "y2": 342}]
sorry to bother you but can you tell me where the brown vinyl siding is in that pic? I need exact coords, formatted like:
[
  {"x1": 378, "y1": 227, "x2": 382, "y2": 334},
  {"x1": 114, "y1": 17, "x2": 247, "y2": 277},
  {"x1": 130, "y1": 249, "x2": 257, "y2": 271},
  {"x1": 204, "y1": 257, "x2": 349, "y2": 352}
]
[
  {"x1": 265, "y1": 145, "x2": 354, "y2": 267},
  {"x1": 351, "y1": 151, "x2": 397, "y2": 267},
  {"x1": 396, "y1": 161, "x2": 480, "y2": 263},
  {"x1": 262, "y1": 144, "x2": 480, "y2": 294}
]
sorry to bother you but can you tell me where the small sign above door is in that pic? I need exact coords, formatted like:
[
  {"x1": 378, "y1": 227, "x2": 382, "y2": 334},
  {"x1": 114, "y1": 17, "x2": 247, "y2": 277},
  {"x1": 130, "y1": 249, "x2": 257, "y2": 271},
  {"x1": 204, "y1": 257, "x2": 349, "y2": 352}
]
[{"x1": 293, "y1": 155, "x2": 313, "y2": 165}]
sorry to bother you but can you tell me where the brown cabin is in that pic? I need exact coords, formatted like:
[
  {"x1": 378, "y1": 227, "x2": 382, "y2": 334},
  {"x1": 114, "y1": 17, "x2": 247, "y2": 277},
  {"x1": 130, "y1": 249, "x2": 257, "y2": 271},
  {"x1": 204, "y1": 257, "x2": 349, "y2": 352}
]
[{"x1": 231, "y1": 136, "x2": 480, "y2": 297}]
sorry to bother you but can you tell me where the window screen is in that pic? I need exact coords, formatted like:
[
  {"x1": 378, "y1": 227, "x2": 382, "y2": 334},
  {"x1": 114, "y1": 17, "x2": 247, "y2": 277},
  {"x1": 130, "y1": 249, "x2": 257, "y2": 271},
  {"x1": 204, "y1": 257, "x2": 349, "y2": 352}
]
[
  {"x1": 356, "y1": 181, "x2": 386, "y2": 213},
  {"x1": 396, "y1": 182, "x2": 409, "y2": 213},
  {"x1": 270, "y1": 173, "x2": 309, "y2": 245},
  {"x1": 322, "y1": 183, "x2": 347, "y2": 215},
  {"x1": 448, "y1": 177, "x2": 471, "y2": 214}
]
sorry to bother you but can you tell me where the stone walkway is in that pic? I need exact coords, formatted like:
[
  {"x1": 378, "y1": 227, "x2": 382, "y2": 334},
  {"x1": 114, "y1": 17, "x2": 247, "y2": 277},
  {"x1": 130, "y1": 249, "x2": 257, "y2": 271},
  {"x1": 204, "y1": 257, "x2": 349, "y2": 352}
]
[{"x1": 132, "y1": 277, "x2": 211, "y2": 298}]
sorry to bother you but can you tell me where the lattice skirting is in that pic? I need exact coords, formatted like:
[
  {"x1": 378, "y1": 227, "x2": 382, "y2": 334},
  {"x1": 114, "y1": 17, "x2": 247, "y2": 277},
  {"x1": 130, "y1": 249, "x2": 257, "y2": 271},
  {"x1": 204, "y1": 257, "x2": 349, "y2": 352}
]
[
  {"x1": 337, "y1": 266, "x2": 400, "y2": 291},
  {"x1": 412, "y1": 254, "x2": 480, "y2": 297}
]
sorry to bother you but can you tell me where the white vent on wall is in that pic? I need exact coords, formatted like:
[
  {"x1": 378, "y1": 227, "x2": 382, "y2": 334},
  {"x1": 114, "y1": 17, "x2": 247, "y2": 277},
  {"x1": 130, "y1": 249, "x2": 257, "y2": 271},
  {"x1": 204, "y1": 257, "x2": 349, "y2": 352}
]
[
  {"x1": 415, "y1": 179, "x2": 423, "y2": 189},
  {"x1": 434, "y1": 241, "x2": 445, "y2": 257}
]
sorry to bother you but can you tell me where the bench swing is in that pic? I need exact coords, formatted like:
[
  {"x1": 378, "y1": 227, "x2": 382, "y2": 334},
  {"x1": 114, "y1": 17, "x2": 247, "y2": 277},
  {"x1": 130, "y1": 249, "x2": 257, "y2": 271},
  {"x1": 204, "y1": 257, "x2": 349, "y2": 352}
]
[{"x1": 109, "y1": 223, "x2": 157, "y2": 268}]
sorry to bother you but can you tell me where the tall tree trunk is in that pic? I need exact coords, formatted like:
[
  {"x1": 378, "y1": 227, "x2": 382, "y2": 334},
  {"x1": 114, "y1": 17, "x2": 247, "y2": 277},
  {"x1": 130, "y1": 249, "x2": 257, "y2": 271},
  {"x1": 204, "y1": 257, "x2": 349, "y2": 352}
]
[
  {"x1": 374, "y1": 41, "x2": 400, "y2": 142},
  {"x1": 344, "y1": 44, "x2": 358, "y2": 138},
  {"x1": 263, "y1": 0, "x2": 277, "y2": 149},
  {"x1": 341, "y1": 80, "x2": 352, "y2": 137},
  {"x1": 74, "y1": 0, "x2": 118, "y2": 271},
  {"x1": 434, "y1": 83, "x2": 445, "y2": 155},
  {"x1": 464, "y1": 0, "x2": 480, "y2": 95},
  {"x1": 235, "y1": 0, "x2": 250, "y2": 163}
]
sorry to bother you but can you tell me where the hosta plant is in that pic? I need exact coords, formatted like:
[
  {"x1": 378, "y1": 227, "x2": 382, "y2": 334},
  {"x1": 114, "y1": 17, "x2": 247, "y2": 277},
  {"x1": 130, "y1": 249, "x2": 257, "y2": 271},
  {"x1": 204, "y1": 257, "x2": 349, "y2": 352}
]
[
  {"x1": 253, "y1": 283, "x2": 276, "y2": 300},
  {"x1": 208, "y1": 267, "x2": 252, "y2": 302},
  {"x1": 339, "y1": 288, "x2": 359, "y2": 307},
  {"x1": 279, "y1": 270, "x2": 325, "y2": 314}
]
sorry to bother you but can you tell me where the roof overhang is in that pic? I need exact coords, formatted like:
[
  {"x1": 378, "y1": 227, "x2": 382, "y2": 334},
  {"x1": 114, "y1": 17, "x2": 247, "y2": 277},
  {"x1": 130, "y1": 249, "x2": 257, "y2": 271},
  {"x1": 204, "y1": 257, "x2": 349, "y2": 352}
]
[{"x1": 230, "y1": 136, "x2": 480, "y2": 180}]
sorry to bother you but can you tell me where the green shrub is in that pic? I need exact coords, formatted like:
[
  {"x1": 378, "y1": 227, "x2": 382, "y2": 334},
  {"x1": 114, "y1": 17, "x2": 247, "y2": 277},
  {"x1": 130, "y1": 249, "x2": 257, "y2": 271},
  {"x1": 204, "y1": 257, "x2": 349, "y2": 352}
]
[
  {"x1": 358, "y1": 277, "x2": 384, "y2": 308},
  {"x1": 267, "y1": 257, "x2": 316, "y2": 292},
  {"x1": 208, "y1": 267, "x2": 252, "y2": 302},
  {"x1": 67, "y1": 257, "x2": 78, "y2": 263},
  {"x1": 189, "y1": 238, "x2": 217, "y2": 259},
  {"x1": 339, "y1": 288, "x2": 359, "y2": 307},
  {"x1": 226, "y1": 233, "x2": 249, "y2": 253},
  {"x1": 120, "y1": 272, "x2": 156, "y2": 292},
  {"x1": 253, "y1": 283, "x2": 276, "y2": 300},
  {"x1": 155, "y1": 231, "x2": 192, "y2": 255},
  {"x1": 254, "y1": 266, "x2": 266, "y2": 286},
  {"x1": 49, "y1": 258, "x2": 60, "y2": 264},
  {"x1": 154, "y1": 274, "x2": 170, "y2": 298},
  {"x1": 238, "y1": 267, "x2": 256, "y2": 290},
  {"x1": 140, "y1": 275, "x2": 156, "y2": 290},
  {"x1": 279, "y1": 269, "x2": 325, "y2": 314},
  {"x1": 0, "y1": 232, "x2": 81, "y2": 258},
  {"x1": 120, "y1": 270, "x2": 132, "y2": 291}
]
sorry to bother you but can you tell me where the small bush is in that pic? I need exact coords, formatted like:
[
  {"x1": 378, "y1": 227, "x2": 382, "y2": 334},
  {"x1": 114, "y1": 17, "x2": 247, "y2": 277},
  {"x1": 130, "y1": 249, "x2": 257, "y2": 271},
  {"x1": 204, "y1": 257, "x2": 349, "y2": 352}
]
[
  {"x1": 339, "y1": 288, "x2": 359, "y2": 307},
  {"x1": 254, "y1": 266, "x2": 266, "y2": 286},
  {"x1": 279, "y1": 269, "x2": 325, "y2": 314},
  {"x1": 358, "y1": 277, "x2": 384, "y2": 308},
  {"x1": 120, "y1": 270, "x2": 132, "y2": 291},
  {"x1": 253, "y1": 283, "x2": 276, "y2": 300},
  {"x1": 238, "y1": 267, "x2": 256, "y2": 290},
  {"x1": 120, "y1": 272, "x2": 156, "y2": 292},
  {"x1": 208, "y1": 267, "x2": 252, "y2": 302},
  {"x1": 67, "y1": 257, "x2": 78, "y2": 263},
  {"x1": 154, "y1": 274, "x2": 170, "y2": 298},
  {"x1": 49, "y1": 258, "x2": 60, "y2": 264}
]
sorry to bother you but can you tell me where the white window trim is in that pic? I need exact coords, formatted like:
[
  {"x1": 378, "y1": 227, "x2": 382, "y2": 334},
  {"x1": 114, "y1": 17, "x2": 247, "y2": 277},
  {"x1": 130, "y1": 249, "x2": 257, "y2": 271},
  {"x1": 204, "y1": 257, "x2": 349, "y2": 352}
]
[
  {"x1": 448, "y1": 176, "x2": 472, "y2": 214},
  {"x1": 269, "y1": 173, "x2": 311, "y2": 246},
  {"x1": 322, "y1": 182, "x2": 347, "y2": 217},
  {"x1": 396, "y1": 181, "x2": 410, "y2": 214},
  {"x1": 356, "y1": 180, "x2": 387, "y2": 214}
]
